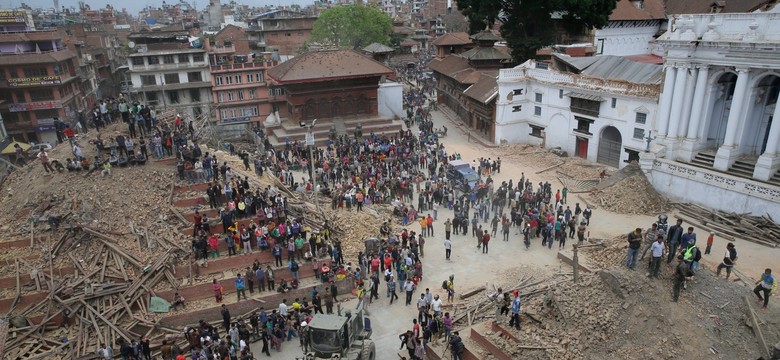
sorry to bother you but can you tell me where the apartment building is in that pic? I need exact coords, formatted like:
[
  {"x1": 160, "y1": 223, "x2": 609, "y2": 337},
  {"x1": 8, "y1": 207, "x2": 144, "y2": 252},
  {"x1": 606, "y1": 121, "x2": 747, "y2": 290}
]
[
  {"x1": 126, "y1": 30, "x2": 212, "y2": 121},
  {"x1": 0, "y1": 29, "x2": 84, "y2": 143}
]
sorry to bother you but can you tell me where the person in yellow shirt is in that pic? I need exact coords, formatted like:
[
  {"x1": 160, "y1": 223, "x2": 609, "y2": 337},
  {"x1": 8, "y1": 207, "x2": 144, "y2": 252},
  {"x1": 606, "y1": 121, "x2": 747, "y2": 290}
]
[{"x1": 291, "y1": 298, "x2": 302, "y2": 311}]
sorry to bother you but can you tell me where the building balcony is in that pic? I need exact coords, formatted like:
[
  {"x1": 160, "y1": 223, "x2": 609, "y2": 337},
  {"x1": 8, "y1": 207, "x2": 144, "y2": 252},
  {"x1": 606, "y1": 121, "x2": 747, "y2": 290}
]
[
  {"x1": 209, "y1": 44, "x2": 235, "y2": 54},
  {"x1": 212, "y1": 82, "x2": 267, "y2": 91},
  {"x1": 134, "y1": 81, "x2": 212, "y2": 92},
  {"x1": 209, "y1": 61, "x2": 276, "y2": 73},
  {"x1": 214, "y1": 98, "x2": 269, "y2": 107},
  {"x1": 128, "y1": 62, "x2": 209, "y2": 72}
]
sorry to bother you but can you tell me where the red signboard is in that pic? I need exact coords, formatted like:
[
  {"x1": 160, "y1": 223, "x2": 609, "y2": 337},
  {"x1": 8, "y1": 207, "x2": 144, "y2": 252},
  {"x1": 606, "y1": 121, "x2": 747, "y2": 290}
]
[
  {"x1": 9, "y1": 100, "x2": 62, "y2": 112},
  {"x1": 8, "y1": 75, "x2": 62, "y2": 87}
]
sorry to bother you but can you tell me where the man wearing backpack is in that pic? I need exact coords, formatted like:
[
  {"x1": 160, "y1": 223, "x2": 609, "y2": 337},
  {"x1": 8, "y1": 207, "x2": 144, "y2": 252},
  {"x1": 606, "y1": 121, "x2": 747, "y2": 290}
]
[
  {"x1": 683, "y1": 241, "x2": 702, "y2": 272},
  {"x1": 449, "y1": 331, "x2": 465, "y2": 360}
]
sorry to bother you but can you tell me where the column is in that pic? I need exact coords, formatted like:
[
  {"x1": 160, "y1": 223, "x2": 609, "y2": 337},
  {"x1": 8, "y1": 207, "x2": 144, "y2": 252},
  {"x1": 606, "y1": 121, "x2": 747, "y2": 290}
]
[
  {"x1": 721, "y1": 68, "x2": 750, "y2": 147},
  {"x1": 685, "y1": 65, "x2": 710, "y2": 140},
  {"x1": 656, "y1": 66, "x2": 677, "y2": 137},
  {"x1": 714, "y1": 67, "x2": 750, "y2": 171},
  {"x1": 763, "y1": 101, "x2": 780, "y2": 156},
  {"x1": 677, "y1": 68, "x2": 698, "y2": 138},
  {"x1": 753, "y1": 91, "x2": 780, "y2": 180},
  {"x1": 666, "y1": 65, "x2": 690, "y2": 139}
]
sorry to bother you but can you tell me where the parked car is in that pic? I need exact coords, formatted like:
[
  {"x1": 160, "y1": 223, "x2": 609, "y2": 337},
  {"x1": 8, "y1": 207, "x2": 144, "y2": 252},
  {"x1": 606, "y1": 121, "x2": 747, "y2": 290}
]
[{"x1": 27, "y1": 143, "x2": 53, "y2": 155}]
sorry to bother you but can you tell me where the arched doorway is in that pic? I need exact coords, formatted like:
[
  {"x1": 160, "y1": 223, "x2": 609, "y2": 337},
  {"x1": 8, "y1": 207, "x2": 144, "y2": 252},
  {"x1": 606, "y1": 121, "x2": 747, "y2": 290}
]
[
  {"x1": 597, "y1": 126, "x2": 622, "y2": 168},
  {"x1": 707, "y1": 72, "x2": 737, "y2": 148},
  {"x1": 744, "y1": 74, "x2": 780, "y2": 155}
]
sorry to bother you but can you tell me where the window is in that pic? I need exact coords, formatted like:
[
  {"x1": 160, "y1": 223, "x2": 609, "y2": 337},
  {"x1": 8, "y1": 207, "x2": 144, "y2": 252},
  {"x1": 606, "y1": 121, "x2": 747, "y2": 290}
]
[
  {"x1": 131, "y1": 57, "x2": 145, "y2": 66},
  {"x1": 246, "y1": 74, "x2": 253, "y2": 83},
  {"x1": 24, "y1": 68, "x2": 48, "y2": 77},
  {"x1": 570, "y1": 97, "x2": 600, "y2": 117},
  {"x1": 535, "y1": 93, "x2": 543, "y2": 103},
  {"x1": 611, "y1": 98, "x2": 617, "y2": 108},
  {"x1": 167, "y1": 90, "x2": 180, "y2": 104},
  {"x1": 573, "y1": 116, "x2": 593, "y2": 135},
  {"x1": 529, "y1": 125, "x2": 544, "y2": 138},
  {"x1": 238, "y1": 90, "x2": 245, "y2": 100},
  {"x1": 146, "y1": 92, "x2": 158, "y2": 103},
  {"x1": 248, "y1": 89, "x2": 256, "y2": 99},
  {"x1": 234, "y1": 75, "x2": 242, "y2": 84},
  {"x1": 190, "y1": 89, "x2": 201, "y2": 102},
  {"x1": 164, "y1": 73, "x2": 180, "y2": 84},
  {"x1": 535, "y1": 62, "x2": 549, "y2": 70},
  {"x1": 163, "y1": 55, "x2": 175, "y2": 64},
  {"x1": 148, "y1": 56, "x2": 159, "y2": 65},
  {"x1": 285, "y1": 33, "x2": 291, "y2": 37},
  {"x1": 512, "y1": 89, "x2": 524, "y2": 96},
  {"x1": 633, "y1": 127, "x2": 645, "y2": 139},
  {"x1": 255, "y1": 72, "x2": 263, "y2": 82},
  {"x1": 141, "y1": 75, "x2": 156, "y2": 86},
  {"x1": 225, "y1": 76, "x2": 233, "y2": 85},
  {"x1": 218, "y1": 92, "x2": 224, "y2": 102},
  {"x1": 178, "y1": 54, "x2": 190, "y2": 63},
  {"x1": 559, "y1": 89, "x2": 563, "y2": 99},
  {"x1": 193, "y1": 54, "x2": 204, "y2": 62},
  {"x1": 227, "y1": 91, "x2": 235, "y2": 101},
  {"x1": 216, "y1": 76, "x2": 223, "y2": 86},
  {"x1": 187, "y1": 72, "x2": 202, "y2": 82},
  {"x1": 29, "y1": 89, "x2": 54, "y2": 101},
  {"x1": 512, "y1": 105, "x2": 522, "y2": 112},
  {"x1": 635, "y1": 112, "x2": 647, "y2": 125},
  {"x1": 534, "y1": 106, "x2": 542, "y2": 116}
]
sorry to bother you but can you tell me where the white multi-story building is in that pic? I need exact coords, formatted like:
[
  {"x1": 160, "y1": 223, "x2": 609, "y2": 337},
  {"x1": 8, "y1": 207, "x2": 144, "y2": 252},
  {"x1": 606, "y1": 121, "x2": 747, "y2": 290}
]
[
  {"x1": 641, "y1": 12, "x2": 780, "y2": 219},
  {"x1": 494, "y1": 54, "x2": 662, "y2": 168},
  {"x1": 126, "y1": 31, "x2": 212, "y2": 121},
  {"x1": 593, "y1": 0, "x2": 666, "y2": 56}
]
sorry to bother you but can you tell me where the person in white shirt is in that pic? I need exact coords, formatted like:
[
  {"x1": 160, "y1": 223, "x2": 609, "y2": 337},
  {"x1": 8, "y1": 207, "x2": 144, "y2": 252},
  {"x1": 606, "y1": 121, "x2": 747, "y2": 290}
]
[
  {"x1": 649, "y1": 235, "x2": 665, "y2": 278},
  {"x1": 431, "y1": 295, "x2": 443, "y2": 316},
  {"x1": 279, "y1": 299, "x2": 288, "y2": 316},
  {"x1": 444, "y1": 239, "x2": 452, "y2": 260}
]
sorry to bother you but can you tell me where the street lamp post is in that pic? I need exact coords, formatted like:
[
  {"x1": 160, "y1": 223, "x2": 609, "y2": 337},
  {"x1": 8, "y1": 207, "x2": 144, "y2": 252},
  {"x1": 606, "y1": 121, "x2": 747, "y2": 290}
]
[{"x1": 305, "y1": 119, "x2": 317, "y2": 184}]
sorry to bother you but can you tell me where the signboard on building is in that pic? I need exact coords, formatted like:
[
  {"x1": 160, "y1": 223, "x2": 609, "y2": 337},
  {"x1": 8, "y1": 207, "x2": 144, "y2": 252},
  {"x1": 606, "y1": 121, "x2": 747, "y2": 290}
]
[
  {"x1": 0, "y1": 10, "x2": 27, "y2": 24},
  {"x1": 8, "y1": 76, "x2": 62, "y2": 87},
  {"x1": 9, "y1": 100, "x2": 62, "y2": 112},
  {"x1": 35, "y1": 125, "x2": 56, "y2": 132}
]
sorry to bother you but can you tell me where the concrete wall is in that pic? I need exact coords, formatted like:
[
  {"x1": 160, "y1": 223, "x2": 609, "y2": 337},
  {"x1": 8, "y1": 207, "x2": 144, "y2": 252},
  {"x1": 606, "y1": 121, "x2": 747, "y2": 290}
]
[
  {"x1": 495, "y1": 67, "x2": 658, "y2": 168},
  {"x1": 377, "y1": 81, "x2": 404, "y2": 119},
  {"x1": 594, "y1": 21, "x2": 661, "y2": 56},
  {"x1": 647, "y1": 158, "x2": 780, "y2": 220}
]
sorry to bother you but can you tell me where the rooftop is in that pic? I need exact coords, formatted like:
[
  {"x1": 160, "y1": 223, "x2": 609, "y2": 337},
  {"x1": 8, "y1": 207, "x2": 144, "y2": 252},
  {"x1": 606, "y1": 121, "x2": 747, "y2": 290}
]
[
  {"x1": 432, "y1": 32, "x2": 471, "y2": 46},
  {"x1": 463, "y1": 72, "x2": 498, "y2": 104},
  {"x1": 267, "y1": 49, "x2": 394, "y2": 84},
  {"x1": 664, "y1": 0, "x2": 775, "y2": 14},
  {"x1": 609, "y1": 0, "x2": 665, "y2": 21},
  {"x1": 363, "y1": 42, "x2": 395, "y2": 54},
  {"x1": 0, "y1": 30, "x2": 63, "y2": 43},
  {"x1": 553, "y1": 54, "x2": 663, "y2": 84},
  {"x1": 128, "y1": 48, "x2": 206, "y2": 57},
  {"x1": 0, "y1": 48, "x2": 75, "y2": 65}
]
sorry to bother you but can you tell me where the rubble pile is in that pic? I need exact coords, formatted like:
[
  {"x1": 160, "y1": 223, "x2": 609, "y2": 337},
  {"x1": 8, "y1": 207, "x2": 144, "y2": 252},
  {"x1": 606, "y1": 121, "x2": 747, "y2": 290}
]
[
  {"x1": 580, "y1": 235, "x2": 629, "y2": 270},
  {"x1": 495, "y1": 144, "x2": 614, "y2": 179},
  {"x1": 589, "y1": 163, "x2": 669, "y2": 215}
]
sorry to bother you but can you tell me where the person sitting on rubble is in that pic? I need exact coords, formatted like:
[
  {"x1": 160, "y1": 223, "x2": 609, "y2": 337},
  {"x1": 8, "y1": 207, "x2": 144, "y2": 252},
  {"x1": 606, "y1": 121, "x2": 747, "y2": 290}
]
[
  {"x1": 277, "y1": 278, "x2": 290, "y2": 293},
  {"x1": 51, "y1": 159, "x2": 64, "y2": 173},
  {"x1": 66, "y1": 158, "x2": 81, "y2": 172},
  {"x1": 172, "y1": 292, "x2": 186, "y2": 310}
]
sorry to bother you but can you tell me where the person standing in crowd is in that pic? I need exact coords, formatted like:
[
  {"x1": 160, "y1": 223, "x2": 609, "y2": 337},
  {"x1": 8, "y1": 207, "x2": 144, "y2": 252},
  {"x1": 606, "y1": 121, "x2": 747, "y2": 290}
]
[{"x1": 715, "y1": 242, "x2": 737, "y2": 280}]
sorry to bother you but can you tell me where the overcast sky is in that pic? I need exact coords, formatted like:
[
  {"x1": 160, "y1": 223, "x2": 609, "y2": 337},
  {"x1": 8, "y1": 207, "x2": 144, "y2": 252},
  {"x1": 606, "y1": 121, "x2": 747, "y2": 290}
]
[{"x1": 11, "y1": 0, "x2": 312, "y2": 17}]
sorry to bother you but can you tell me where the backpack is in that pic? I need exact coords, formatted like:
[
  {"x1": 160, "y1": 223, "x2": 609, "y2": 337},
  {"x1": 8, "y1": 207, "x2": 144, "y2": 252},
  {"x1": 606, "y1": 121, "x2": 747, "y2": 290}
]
[
  {"x1": 692, "y1": 247, "x2": 702, "y2": 262},
  {"x1": 442, "y1": 280, "x2": 448, "y2": 290},
  {"x1": 291, "y1": 262, "x2": 299, "y2": 272}
]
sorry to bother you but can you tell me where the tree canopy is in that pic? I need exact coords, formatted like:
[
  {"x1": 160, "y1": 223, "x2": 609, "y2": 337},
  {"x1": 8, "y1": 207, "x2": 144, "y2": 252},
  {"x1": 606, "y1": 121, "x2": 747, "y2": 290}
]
[
  {"x1": 455, "y1": 0, "x2": 616, "y2": 62},
  {"x1": 310, "y1": 4, "x2": 393, "y2": 50}
]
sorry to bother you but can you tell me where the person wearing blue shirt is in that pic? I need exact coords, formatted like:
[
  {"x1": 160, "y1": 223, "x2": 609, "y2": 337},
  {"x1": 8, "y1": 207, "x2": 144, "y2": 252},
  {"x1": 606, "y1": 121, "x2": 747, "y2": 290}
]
[
  {"x1": 235, "y1": 273, "x2": 247, "y2": 301},
  {"x1": 680, "y1": 227, "x2": 697, "y2": 253},
  {"x1": 508, "y1": 294, "x2": 522, "y2": 330},
  {"x1": 754, "y1": 268, "x2": 775, "y2": 310}
]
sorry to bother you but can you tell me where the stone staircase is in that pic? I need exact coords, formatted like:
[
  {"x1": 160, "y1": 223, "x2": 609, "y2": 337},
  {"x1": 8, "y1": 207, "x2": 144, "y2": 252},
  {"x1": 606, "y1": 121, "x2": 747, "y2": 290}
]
[
  {"x1": 690, "y1": 152, "x2": 715, "y2": 168},
  {"x1": 264, "y1": 116, "x2": 404, "y2": 148},
  {"x1": 729, "y1": 159, "x2": 756, "y2": 179}
]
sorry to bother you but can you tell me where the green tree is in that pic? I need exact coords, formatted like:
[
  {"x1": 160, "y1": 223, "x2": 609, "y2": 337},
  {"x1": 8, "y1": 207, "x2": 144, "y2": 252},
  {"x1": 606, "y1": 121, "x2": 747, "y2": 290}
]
[
  {"x1": 310, "y1": 4, "x2": 393, "y2": 50},
  {"x1": 455, "y1": 0, "x2": 616, "y2": 62}
]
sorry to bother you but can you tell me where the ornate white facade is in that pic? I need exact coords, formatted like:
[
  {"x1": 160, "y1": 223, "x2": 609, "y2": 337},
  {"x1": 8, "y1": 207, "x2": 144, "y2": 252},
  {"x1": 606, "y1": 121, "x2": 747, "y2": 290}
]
[
  {"x1": 656, "y1": 13, "x2": 780, "y2": 182},
  {"x1": 495, "y1": 60, "x2": 660, "y2": 169}
]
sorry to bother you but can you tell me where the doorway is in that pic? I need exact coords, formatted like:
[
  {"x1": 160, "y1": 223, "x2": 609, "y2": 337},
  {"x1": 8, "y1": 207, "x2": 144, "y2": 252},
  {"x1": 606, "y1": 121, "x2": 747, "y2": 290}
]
[
  {"x1": 575, "y1": 137, "x2": 588, "y2": 159},
  {"x1": 597, "y1": 126, "x2": 622, "y2": 168}
]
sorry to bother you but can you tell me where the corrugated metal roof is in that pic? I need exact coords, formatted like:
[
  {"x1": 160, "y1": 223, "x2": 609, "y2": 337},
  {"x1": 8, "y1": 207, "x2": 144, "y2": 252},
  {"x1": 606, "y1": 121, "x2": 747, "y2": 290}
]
[
  {"x1": 554, "y1": 54, "x2": 662, "y2": 84},
  {"x1": 463, "y1": 72, "x2": 498, "y2": 104},
  {"x1": 363, "y1": 42, "x2": 394, "y2": 54},
  {"x1": 567, "y1": 92, "x2": 605, "y2": 102}
]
